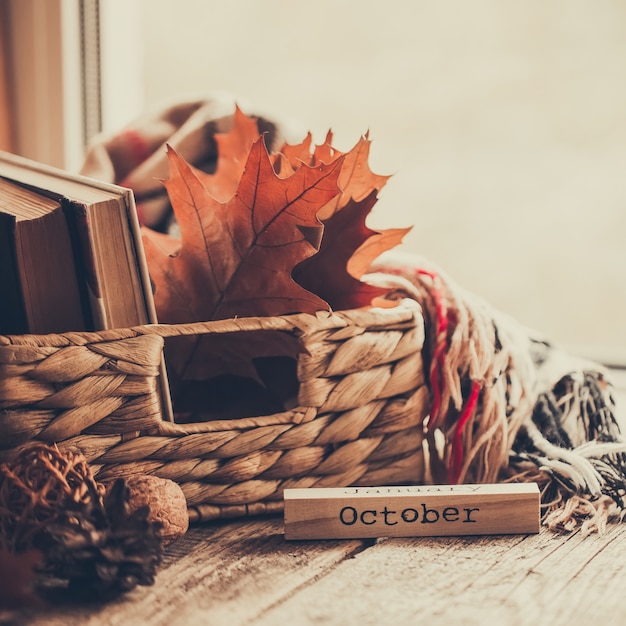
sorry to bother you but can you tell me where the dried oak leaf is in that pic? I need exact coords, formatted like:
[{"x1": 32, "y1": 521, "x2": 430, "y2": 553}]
[
  {"x1": 294, "y1": 191, "x2": 394, "y2": 310},
  {"x1": 279, "y1": 131, "x2": 411, "y2": 306},
  {"x1": 143, "y1": 137, "x2": 343, "y2": 323},
  {"x1": 191, "y1": 104, "x2": 261, "y2": 202},
  {"x1": 347, "y1": 226, "x2": 412, "y2": 279},
  {"x1": 277, "y1": 130, "x2": 391, "y2": 218}
]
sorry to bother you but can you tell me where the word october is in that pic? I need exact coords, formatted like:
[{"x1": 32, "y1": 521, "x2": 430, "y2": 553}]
[{"x1": 283, "y1": 483, "x2": 540, "y2": 540}]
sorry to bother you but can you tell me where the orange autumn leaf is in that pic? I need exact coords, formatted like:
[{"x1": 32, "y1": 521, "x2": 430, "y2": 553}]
[
  {"x1": 315, "y1": 131, "x2": 391, "y2": 220},
  {"x1": 294, "y1": 191, "x2": 393, "y2": 310},
  {"x1": 280, "y1": 131, "x2": 408, "y2": 301},
  {"x1": 329, "y1": 132, "x2": 391, "y2": 216},
  {"x1": 311, "y1": 130, "x2": 342, "y2": 166},
  {"x1": 189, "y1": 107, "x2": 399, "y2": 282},
  {"x1": 278, "y1": 130, "x2": 342, "y2": 170},
  {"x1": 348, "y1": 226, "x2": 413, "y2": 279},
  {"x1": 278, "y1": 131, "x2": 391, "y2": 219},
  {"x1": 191, "y1": 105, "x2": 261, "y2": 202},
  {"x1": 278, "y1": 131, "x2": 315, "y2": 169},
  {"x1": 277, "y1": 130, "x2": 405, "y2": 289},
  {"x1": 143, "y1": 137, "x2": 343, "y2": 324}
]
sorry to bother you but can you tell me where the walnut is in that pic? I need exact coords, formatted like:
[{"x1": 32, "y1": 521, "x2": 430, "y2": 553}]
[{"x1": 123, "y1": 475, "x2": 189, "y2": 545}]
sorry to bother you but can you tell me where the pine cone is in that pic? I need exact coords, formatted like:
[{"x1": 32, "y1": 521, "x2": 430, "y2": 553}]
[{"x1": 40, "y1": 479, "x2": 163, "y2": 600}]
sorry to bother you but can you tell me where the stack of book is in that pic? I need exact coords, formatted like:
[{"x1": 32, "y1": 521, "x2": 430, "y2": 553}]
[{"x1": 0, "y1": 150, "x2": 157, "y2": 335}]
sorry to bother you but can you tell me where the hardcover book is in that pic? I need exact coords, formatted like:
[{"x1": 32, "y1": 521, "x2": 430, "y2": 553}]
[
  {"x1": 0, "y1": 150, "x2": 157, "y2": 331},
  {"x1": 0, "y1": 177, "x2": 86, "y2": 334}
]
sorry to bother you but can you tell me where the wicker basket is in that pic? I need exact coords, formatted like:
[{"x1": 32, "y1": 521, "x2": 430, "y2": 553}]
[{"x1": 0, "y1": 299, "x2": 428, "y2": 522}]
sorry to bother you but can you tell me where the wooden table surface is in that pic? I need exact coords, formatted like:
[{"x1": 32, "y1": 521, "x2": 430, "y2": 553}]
[{"x1": 8, "y1": 371, "x2": 626, "y2": 626}]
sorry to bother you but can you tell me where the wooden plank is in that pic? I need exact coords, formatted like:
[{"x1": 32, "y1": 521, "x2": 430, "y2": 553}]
[
  {"x1": 251, "y1": 524, "x2": 626, "y2": 626},
  {"x1": 17, "y1": 518, "x2": 367, "y2": 626},
  {"x1": 9, "y1": 368, "x2": 626, "y2": 625},
  {"x1": 20, "y1": 520, "x2": 626, "y2": 626},
  {"x1": 284, "y1": 483, "x2": 540, "y2": 539}
]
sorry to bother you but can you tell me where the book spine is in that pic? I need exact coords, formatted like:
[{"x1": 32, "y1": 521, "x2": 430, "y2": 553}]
[
  {"x1": 63, "y1": 199, "x2": 107, "y2": 330},
  {"x1": 0, "y1": 212, "x2": 28, "y2": 334}
]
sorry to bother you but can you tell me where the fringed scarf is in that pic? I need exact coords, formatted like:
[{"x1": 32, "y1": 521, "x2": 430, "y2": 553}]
[{"x1": 367, "y1": 250, "x2": 626, "y2": 534}]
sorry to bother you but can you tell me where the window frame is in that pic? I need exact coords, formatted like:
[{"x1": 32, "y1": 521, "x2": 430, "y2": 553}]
[{"x1": 4, "y1": 0, "x2": 143, "y2": 170}]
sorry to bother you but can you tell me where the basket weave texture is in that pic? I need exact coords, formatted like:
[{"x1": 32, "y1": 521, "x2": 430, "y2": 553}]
[{"x1": 0, "y1": 300, "x2": 428, "y2": 522}]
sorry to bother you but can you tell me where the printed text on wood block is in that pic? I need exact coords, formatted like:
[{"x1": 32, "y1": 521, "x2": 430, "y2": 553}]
[{"x1": 283, "y1": 483, "x2": 540, "y2": 540}]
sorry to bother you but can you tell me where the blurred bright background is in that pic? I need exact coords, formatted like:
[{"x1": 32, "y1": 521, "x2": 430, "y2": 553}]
[{"x1": 3, "y1": 0, "x2": 626, "y2": 356}]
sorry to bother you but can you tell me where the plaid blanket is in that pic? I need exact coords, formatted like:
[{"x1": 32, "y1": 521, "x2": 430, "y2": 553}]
[{"x1": 81, "y1": 92, "x2": 304, "y2": 232}]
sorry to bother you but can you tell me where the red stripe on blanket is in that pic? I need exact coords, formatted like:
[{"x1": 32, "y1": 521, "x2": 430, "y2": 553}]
[
  {"x1": 416, "y1": 268, "x2": 447, "y2": 430},
  {"x1": 449, "y1": 380, "x2": 481, "y2": 484}
]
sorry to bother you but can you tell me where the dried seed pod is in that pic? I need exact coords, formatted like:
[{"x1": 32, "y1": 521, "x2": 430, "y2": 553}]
[
  {"x1": 0, "y1": 443, "x2": 103, "y2": 552},
  {"x1": 119, "y1": 475, "x2": 189, "y2": 545}
]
